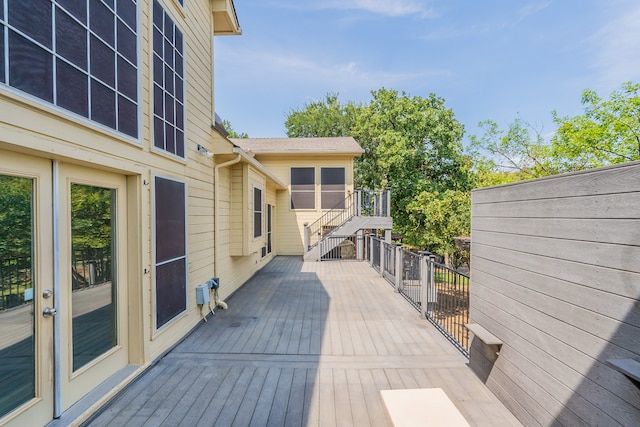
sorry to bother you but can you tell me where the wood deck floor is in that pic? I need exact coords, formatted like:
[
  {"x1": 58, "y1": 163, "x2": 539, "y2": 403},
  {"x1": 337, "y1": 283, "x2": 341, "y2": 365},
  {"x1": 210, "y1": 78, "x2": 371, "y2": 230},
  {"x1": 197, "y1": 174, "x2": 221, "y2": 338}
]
[{"x1": 87, "y1": 256, "x2": 521, "y2": 427}]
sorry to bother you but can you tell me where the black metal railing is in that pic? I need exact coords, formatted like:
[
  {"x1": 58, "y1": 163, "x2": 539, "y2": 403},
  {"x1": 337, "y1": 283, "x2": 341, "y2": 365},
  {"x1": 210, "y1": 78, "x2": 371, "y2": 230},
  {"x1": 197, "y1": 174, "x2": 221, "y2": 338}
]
[
  {"x1": 371, "y1": 238, "x2": 470, "y2": 357},
  {"x1": 371, "y1": 237, "x2": 381, "y2": 272},
  {"x1": 71, "y1": 247, "x2": 112, "y2": 290},
  {"x1": 0, "y1": 256, "x2": 32, "y2": 311},
  {"x1": 320, "y1": 235, "x2": 362, "y2": 261},
  {"x1": 306, "y1": 192, "x2": 357, "y2": 250},
  {"x1": 383, "y1": 242, "x2": 395, "y2": 284},
  {"x1": 306, "y1": 189, "x2": 392, "y2": 251}
]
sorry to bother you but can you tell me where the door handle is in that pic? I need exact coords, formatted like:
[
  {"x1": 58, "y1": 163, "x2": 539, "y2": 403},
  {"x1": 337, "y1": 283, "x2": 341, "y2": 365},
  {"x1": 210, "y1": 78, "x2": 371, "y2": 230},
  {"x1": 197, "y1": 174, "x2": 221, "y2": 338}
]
[{"x1": 43, "y1": 307, "x2": 57, "y2": 317}]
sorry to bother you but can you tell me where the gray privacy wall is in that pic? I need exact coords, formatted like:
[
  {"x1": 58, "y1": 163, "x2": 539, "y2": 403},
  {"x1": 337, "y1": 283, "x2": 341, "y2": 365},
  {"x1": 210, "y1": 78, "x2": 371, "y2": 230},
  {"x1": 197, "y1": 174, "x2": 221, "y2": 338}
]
[{"x1": 469, "y1": 161, "x2": 640, "y2": 426}]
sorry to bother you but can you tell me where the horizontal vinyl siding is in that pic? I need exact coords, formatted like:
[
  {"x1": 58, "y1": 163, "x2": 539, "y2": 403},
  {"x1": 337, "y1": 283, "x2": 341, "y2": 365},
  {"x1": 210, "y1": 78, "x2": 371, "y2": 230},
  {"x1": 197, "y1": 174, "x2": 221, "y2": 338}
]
[{"x1": 470, "y1": 161, "x2": 640, "y2": 427}]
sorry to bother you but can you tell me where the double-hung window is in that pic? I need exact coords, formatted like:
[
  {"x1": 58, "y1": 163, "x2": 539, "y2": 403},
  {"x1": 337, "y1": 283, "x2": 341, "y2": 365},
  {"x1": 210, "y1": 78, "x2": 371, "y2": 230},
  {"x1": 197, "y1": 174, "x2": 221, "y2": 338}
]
[
  {"x1": 0, "y1": 0, "x2": 139, "y2": 137},
  {"x1": 152, "y1": 0, "x2": 185, "y2": 157},
  {"x1": 254, "y1": 187, "x2": 262, "y2": 239},
  {"x1": 154, "y1": 176, "x2": 186, "y2": 329},
  {"x1": 290, "y1": 167, "x2": 315, "y2": 210},
  {"x1": 321, "y1": 167, "x2": 346, "y2": 209}
]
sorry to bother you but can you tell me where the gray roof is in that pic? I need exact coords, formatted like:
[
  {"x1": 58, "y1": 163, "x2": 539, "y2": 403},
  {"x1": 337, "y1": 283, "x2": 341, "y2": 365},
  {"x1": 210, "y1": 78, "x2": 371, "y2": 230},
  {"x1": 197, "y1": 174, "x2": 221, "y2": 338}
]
[{"x1": 230, "y1": 137, "x2": 364, "y2": 155}]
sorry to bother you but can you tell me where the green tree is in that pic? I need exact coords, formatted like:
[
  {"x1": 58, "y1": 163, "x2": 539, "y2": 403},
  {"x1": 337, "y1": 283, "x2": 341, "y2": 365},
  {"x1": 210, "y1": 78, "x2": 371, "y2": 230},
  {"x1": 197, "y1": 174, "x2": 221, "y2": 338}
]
[
  {"x1": 285, "y1": 89, "x2": 474, "y2": 255},
  {"x1": 0, "y1": 176, "x2": 33, "y2": 258},
  {"x1": 406, "y1": 189, "x2": 470, "y2": 261},
  {"x1": 223, "y1": 119, "x2": 249, "y2": 139},
  {"x1": 285, "y1": 93, "x2": 360, "y2": 138},
  {"x1": 468, "y1": 118, "x2": 556, "y2": 180},
  {"x1": 351, "y1": 89, "x2": 473, "y2": 248},
  {"x1": 551, "y1": 82, "x2": 640, "y2": 170}
]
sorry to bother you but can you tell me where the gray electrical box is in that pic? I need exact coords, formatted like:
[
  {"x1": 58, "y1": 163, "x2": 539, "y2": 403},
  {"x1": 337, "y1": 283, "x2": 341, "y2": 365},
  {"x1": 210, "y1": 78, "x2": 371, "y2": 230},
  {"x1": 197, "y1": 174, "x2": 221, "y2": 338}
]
[{"x1": 196, "y1": 283, "x2": 210, "y2": 305}]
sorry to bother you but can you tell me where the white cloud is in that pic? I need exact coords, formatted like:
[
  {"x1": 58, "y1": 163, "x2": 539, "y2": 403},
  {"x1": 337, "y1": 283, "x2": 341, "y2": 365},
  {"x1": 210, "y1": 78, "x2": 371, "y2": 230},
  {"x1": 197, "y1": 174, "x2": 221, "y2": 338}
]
[
  {"x1": 590, "y1": 5, "x2": 640, "y2": 89},
  {"x1": 516, "y1": 1, "x2": 553, "y2": 22},
  {"x1": 272, "y1": 0, "x2": 436, "y2": 18},
  {"x1": 216, "y1": 44, "x2": 448, "y2": 90}
]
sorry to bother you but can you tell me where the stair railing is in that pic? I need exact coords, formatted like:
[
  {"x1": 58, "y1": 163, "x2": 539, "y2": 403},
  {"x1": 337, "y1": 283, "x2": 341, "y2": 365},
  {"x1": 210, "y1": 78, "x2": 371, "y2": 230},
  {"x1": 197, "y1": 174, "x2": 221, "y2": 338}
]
[{"x1": 305, "y1": 191, "x2": 358, "y2": 250}]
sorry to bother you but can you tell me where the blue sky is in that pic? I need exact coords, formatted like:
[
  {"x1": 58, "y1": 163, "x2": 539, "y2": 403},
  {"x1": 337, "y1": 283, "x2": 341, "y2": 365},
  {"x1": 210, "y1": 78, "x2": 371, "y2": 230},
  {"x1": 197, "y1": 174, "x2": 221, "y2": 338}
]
[{"x1": 214, "y1": 0, "x2": 640, "y2": 144}]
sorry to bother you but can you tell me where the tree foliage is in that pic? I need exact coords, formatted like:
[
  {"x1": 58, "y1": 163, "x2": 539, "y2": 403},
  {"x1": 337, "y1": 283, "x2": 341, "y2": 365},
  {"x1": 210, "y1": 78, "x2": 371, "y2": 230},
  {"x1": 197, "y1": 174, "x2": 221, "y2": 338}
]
[
  {"x1": 71, "y1": 184, "x2": 113, "y2": 250},
  {"x1": 285, "y1": 93, "x2": 359, "y2": 138},
  {"x1": 285, "y1": 88, "x2": 473, "y2": 254},
  {"x1": 470, "y1": 82, "x2": 640, "y2": 183},
  {"x1": 0, "y1": 175, "x2": 33, "y2": 258},
  {"x1": 223, "y1": 119, "x2": 249, "y2": 139},
  {"x1": 551, "y1": 82, "x2": 640, "y2": 170}
]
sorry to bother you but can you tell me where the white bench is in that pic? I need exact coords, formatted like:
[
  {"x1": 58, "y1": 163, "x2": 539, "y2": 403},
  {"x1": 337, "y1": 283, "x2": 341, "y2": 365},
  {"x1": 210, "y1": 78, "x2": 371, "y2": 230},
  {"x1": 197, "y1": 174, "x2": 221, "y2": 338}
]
[
  {"x1": 380, "y1": 388, "x2": 471, "y2": 427},
  {"x1": 465, "y1": 323, "x2": 503, "y2": 349}
]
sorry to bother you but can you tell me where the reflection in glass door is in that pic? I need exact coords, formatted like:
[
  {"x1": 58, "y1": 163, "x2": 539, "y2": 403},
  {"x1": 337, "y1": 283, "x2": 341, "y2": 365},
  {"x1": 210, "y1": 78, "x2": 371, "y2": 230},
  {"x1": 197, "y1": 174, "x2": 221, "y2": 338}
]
[
  {"x1": 70, "y1": 184, "x2": 117, "y2": 371},
  {"x1": 0, "y1": 175, "x2": 35, "y2": 417}
]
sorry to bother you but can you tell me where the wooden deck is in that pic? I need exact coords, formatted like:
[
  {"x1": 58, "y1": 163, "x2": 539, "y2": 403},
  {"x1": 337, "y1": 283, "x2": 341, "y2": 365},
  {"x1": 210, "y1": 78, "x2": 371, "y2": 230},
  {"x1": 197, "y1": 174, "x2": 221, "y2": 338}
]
[{"x1": 87, "y1": 257, "x2": 521, "y2": 427}]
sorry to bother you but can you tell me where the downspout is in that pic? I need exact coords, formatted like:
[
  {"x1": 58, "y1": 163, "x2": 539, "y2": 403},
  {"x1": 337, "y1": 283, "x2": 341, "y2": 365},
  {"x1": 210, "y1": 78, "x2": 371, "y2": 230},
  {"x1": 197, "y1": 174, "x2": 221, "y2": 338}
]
[{"x1": 213, "y1": 153, "x2": 242, "y2": 283}]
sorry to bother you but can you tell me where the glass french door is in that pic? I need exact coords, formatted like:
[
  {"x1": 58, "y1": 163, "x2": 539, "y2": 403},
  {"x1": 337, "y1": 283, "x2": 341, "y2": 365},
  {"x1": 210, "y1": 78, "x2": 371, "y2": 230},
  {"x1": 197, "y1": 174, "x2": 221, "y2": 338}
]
[
  {"x1": 58, "y1": 163, "x2": 129, "y2": 411},
  {"x1": 0, "y1": 154, "x2": 129, "y2": 425}
]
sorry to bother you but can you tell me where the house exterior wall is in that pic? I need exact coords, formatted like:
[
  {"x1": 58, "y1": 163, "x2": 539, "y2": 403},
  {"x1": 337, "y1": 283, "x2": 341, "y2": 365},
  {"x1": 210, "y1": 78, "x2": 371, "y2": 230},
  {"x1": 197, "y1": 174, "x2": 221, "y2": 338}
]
[
  {"x1": 254, "y1": 155, "x2": 357, "y2": 255},
  {"x1": 470, "y1": 161, "x2": 640, "y2": 426},
  {"x1": 0, "y1": 0, "x2": 252, "y2": 424}
]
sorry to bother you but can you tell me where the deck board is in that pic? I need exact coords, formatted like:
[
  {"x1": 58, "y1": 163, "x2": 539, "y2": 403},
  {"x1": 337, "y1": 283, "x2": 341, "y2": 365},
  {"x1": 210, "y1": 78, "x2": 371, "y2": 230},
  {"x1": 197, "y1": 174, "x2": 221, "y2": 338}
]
[{"x1": 87, "y1": 257, "x2": 521, "y2": 427}]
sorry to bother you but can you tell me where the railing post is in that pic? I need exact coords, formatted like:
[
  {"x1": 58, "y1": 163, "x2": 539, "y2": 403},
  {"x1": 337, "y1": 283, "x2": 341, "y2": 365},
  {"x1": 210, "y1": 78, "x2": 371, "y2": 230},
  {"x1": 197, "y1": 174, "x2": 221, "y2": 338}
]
[
  {"x1": 386, "y1": 189, "x2": 391, "y2": 217},
  {"x1": 395, "y1": 244, "x2": 402, "y2": 293},
  {"x1": 355, "y1": 190, "x2": 361, "y2": 217},
  {"x1": 379, "y1": 240, "x2": 385, "y2": 277},
  {"x1": 368, "y1": 235, "x2": 374, "y2": 267},
  {"x1": 373, "y1": 192, "x2": 378, "y2": 216},
  {"x1": 303, "y1": 223, "x2": 310, "y2": 250},
  {"x1": 420, "y1": 253, "x2": 428, "y2": 319},
  {"x1": 428, "y1": 255, "x2": 436, "y2": 318},
  {"x1": 357, "y1": 230, "x2": 364, "y2": 261}
]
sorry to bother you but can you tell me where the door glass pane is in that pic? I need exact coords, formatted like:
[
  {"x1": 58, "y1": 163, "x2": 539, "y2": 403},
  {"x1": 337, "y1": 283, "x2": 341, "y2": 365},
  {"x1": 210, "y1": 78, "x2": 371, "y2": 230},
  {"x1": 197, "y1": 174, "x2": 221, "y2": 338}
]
[
  {"x1": 70, "y1": 184, "x2": 116, "y2": 371},
  {"x1": 0, "y1": 175, "x2": 34, "y2": 417}
]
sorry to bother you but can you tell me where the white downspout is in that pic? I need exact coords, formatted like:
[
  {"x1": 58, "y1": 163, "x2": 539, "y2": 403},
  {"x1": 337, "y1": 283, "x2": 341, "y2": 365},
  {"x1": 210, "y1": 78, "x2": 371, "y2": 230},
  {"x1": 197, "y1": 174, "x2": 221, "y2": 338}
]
[{"x1": 213, "y1": 153, "x2": 242, "y2": 301}]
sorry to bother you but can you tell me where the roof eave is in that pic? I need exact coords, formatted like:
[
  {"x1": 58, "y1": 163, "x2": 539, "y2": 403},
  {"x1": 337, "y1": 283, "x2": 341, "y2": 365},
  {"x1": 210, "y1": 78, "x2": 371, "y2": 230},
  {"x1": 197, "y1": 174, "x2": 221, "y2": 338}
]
[{"x1": 211, "y1": 0, "x2": 242, "y2": 36}]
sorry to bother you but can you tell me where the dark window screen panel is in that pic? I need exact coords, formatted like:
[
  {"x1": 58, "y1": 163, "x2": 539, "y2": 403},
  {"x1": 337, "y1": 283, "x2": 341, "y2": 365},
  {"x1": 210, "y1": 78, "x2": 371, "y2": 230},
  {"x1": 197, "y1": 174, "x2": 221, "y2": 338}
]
[
  {"x1": 117, "y1": 95, "x2": 137, "y2": 137},
  {"x1": 175, "y1": 51, "x2": 183, "y2": 79},
  {"x1": 0, "y1": 0, "x2": 4, "y2": 20},
  {"x1": 175, "y1": 131, "x2": 184, "y2": 157},
  {"x1": 89, "y1": 0, "x2": 114, "y2": 47},
  {"x1": 291, "y1": 192, "x2": 315, "y2": 210},
  {"x1": 90, "y1": 78, "x2": 116, "y2": 128},
  {"x1": 254, "y1": 188, "x2": 262, "y2": 238},
  {"x1": 155, "y1": 177, "x2": 186, "y2": 263},
  {"x1": 56, "y1": 8, "x2": 87, "y2": 70},
  {"x1": 254, "y1": 212, "x2": 262, "y2": 238},
  {"x1": 56, "y1": 59, "x2": 88, "y2": 117},
  {"x1": 291, "y1": 167, "x2": 315, "y2": 190},
  {"x1": 8, "y1": 0, "x2": 52, "y2": 49},
  {"x1": 153, "y1": 116, "x2": 164, "y2": 149},
  {"x1": 117, "y1": 0, "x2": 136, "y2": 31},
  {"x1": 117, "y1": 21, "x2": 136, "y2": 64},
  {"x1": 57, "y1": 0, "x2": 87, "y2": 24},
  {"x1": 9, "y1": 31, "x2": 53, "y2": 102},
  {"x1": 90, "y1": 35, "x2": 115, "y2": 86},
  {"x1": 321, "y1": 167, "x2": 345, "y2": 209},
  {"x1": 0, "y1": 27, "x2": 4, "y2": 84},
  {"x1": 152, "y1": 0, "x2": 163, "y2": 29},
  {"x1": 322, "y1": 192, "x2": 346, "y2": 210},
  {"x1": 321, "y1": 168, "x2": 345, "y2": 187},
  {"x1": 117, "y1": 56, "x2": 136, "y2": 100},
  {"x1": 152, "y1": 1, "x2": 184, "y2": 158},
  {"x1": 155, "y1": 258, "x2": 186, "y2": 328}
]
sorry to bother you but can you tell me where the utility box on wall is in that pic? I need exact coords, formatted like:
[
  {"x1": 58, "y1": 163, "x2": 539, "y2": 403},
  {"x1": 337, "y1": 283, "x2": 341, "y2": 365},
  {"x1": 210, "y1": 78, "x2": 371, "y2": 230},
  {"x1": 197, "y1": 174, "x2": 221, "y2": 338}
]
[{"x1": 196, "y1": 283, "x2": 210, "y2": 305}]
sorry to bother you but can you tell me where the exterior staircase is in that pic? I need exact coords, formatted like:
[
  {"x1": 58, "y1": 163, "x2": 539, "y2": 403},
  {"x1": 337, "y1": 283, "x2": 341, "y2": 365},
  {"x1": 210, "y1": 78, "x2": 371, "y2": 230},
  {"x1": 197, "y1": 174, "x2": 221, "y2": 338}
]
[{"x1": 303, "y1": 190, "x2": 393, "y2": 261}]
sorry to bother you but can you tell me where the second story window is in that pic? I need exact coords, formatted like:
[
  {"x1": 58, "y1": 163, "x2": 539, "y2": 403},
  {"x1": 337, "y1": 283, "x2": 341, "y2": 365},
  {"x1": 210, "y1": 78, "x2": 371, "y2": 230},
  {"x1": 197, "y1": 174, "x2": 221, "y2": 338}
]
[
  {"x1": 152, "y1": 0, "x2": 185, "y2": 158},
  {"x1": 321, "y1": 167, "x2": 345, "y2": 209},
  {"x1": 290, "y1": 167, "x2": 315, "y2": 210},
  {"x1": 0, "y1": 0, "x2": 139, "y2": 138},
  {"x1": 253, "y1": 187, "x2": 262, "y2": 238}
]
